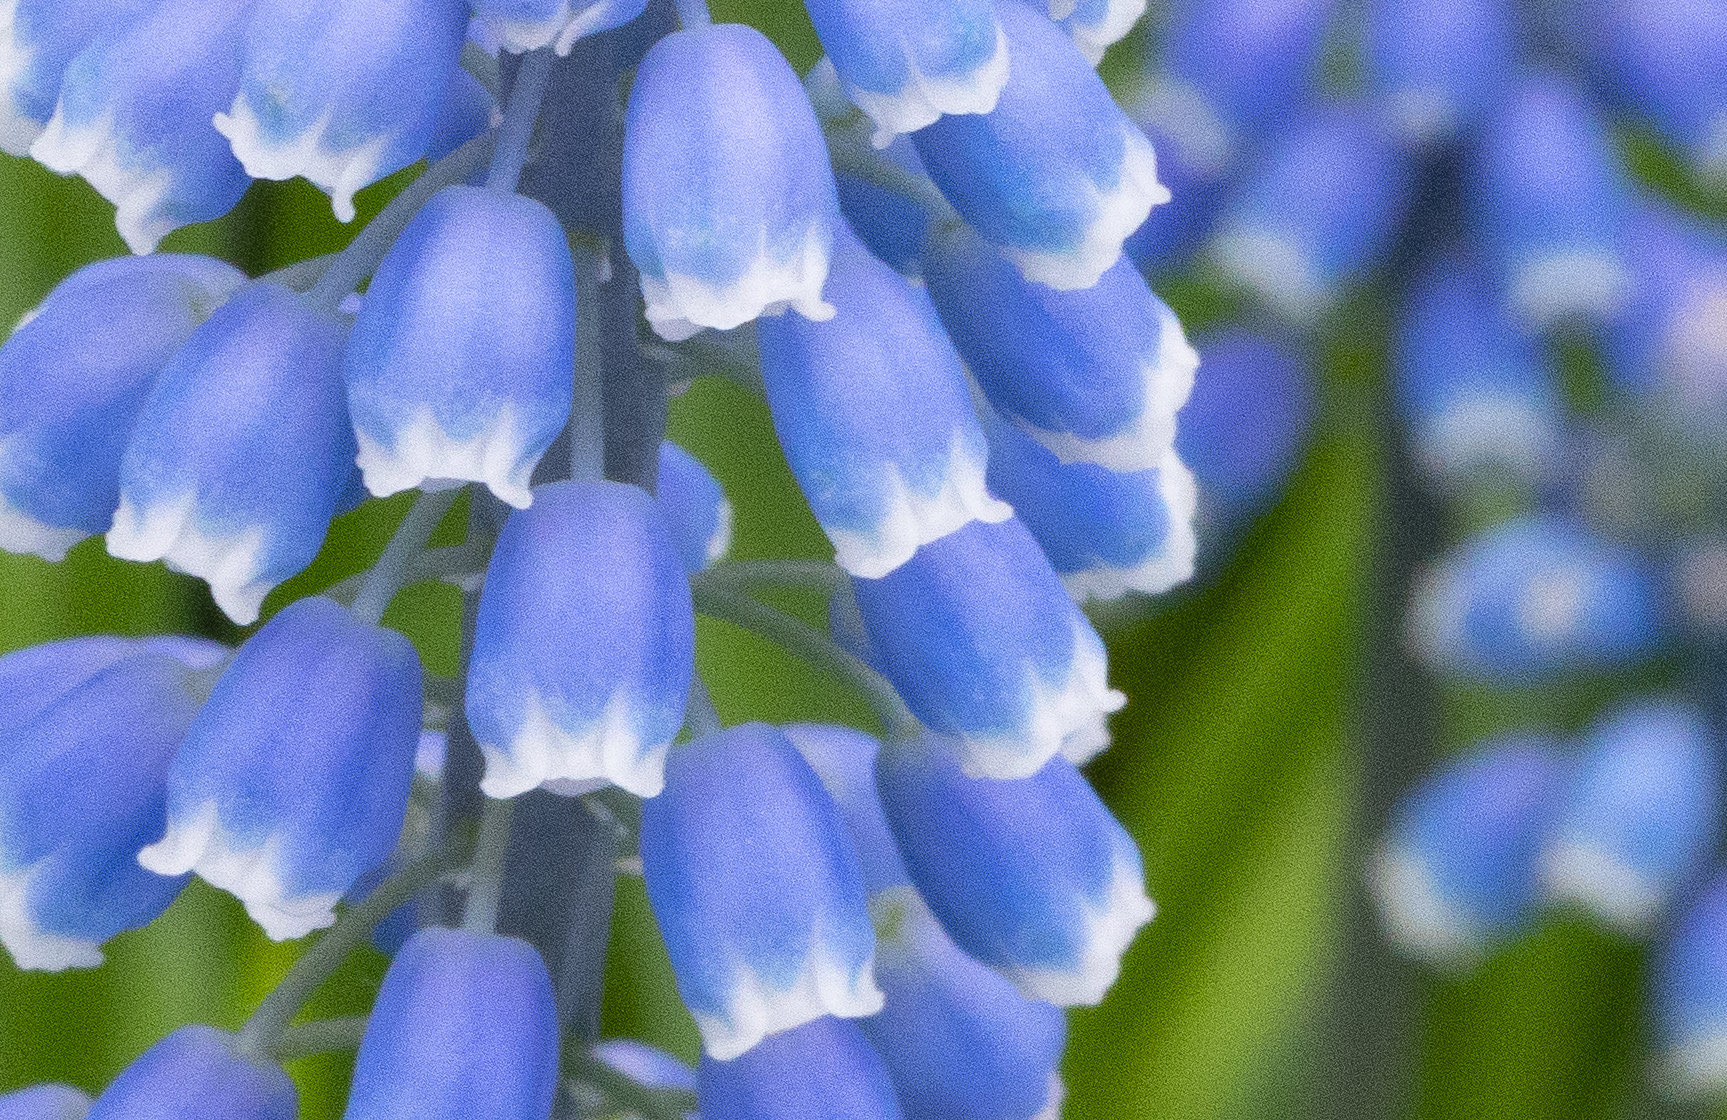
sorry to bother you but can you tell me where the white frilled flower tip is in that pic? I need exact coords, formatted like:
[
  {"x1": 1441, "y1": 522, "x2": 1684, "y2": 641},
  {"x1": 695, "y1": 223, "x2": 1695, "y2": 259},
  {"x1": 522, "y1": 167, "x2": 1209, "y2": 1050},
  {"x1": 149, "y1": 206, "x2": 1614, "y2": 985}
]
[
  {"x1": 1062, "y1": 450, "x2": 1200, "y2": 603},
  {"x1": 213, "y1": 97, "x2": 392, "y2": 226},
  {"x1": 960, "y1": 619, "x2": 1125, "y2": 779},
  {"x1": 640, "y1": 228, "x2": 837, "y2": 343},
  {"x1": 1366, "y1": 842, "x2": 1487, "y2": 971},
  {"x1": 355, "y1": 405, "x2": 538, "y2": 511},
  {"x1": 31, "y1": 111, "x2": 187, "y2": 256},
  {"x1": 0, "y1": 864, "x2": 105, "y2": 972},
  {"x1": 0, "y1": 488, "x2": 89, "y2": 563},
  {"x1": 1540, "y1": 838, "x2": 1665, "y2": 936},
  {"x1": 1509, "y1": 248, "x2": 1631, "y2": 331},
  {"x1": 477, "y1": 690, "x2": 671, "y2": 800},
  {"x1": 696, "y1": 948, "x2": 886, "y2": 1063},
  {"x1": 1049, "y1": 0, "x2": 1148, "y2": 66},
  {"x1": 1209, "y1": 224, "x2": 1333, "y2": 324},
  {"x1": 826, "y1": 436, "x2": 1013, "y2": 580},
  {"x1": 1007, "y1": 133, "x2": 1167, "y2": 292},
  {"x1": 106, "y1": 496, "x2": 272, "y2": 625},
  {"x1": 845, "y1": 26, "x2": 1009, "y2": 148},
  {"x1": 1005, "y1": 855, "x2": 1156, "y2": 1007}
]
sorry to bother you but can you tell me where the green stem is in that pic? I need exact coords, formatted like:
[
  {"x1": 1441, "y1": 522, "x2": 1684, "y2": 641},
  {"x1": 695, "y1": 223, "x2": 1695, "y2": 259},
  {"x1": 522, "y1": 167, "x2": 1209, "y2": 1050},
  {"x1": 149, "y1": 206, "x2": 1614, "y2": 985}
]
[
  {"x1": 570, "y1": 1047, "x2": 698, "y2": 1120},
  {"x1": 485, "y1": 47, "x2": 555, "y2": 194},
  {"x1": 351, "y1": 489, "x2": 462, "y2": 625},
  {"x1": 695, "y1": 558, "x2": 847, "y2": 597},
  {"x1": 462, "y1": 797, "x2": 516, "y2": 933},
  {"x1": 270, "y1": 1016, "x2": 370, "y2": 1063}
]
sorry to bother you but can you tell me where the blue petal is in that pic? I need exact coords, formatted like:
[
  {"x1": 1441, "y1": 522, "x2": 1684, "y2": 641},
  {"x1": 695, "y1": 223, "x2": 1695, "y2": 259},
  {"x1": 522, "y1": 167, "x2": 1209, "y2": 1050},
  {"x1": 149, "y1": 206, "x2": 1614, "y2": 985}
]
[
  {"x1": 783, "y1": 724, "x2": 910, "y2": 894},
  {"x1": 474, "y1": 0, "x2": 652, "y2": 55},
  {"x1": 0, "y1": 1084, "x2": 91, "y2": 1120},
  {"x1": 1364, "y1": 0, "x2": 1514, "y2": 146},
  {"x1": 1591, "y1": 0, "x2": 1727, "y2": 181},
  {"x1": 1051, "y1": 0, "x2": 1147, "y2": 65},
  {"x1": 656, "y1": 441, "x2": 732, "y2": 574},
  {"x1": 593, "y1": 1039, "x2": 697, "y2": 1094},
  {"x1": 86, "y1": 1027, "x2": 296, "y2": 1120},
  {"x1": 426, "y1": 67, "x2": 498, "y2": 163},
  {"x1": 1653, "y1": 872, "x2": 1727, "y2": 1098},
  {"x1": 698, "y1": 1016, "x2": 903, "y2": 1120},
  {"x1": 0, "y1": 0, "x2": 151, "y2": 156}
]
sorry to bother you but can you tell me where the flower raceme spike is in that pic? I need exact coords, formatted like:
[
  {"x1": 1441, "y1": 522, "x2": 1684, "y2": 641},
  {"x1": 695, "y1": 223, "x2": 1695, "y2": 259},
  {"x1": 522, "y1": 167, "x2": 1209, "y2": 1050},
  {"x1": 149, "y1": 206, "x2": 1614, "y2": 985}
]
[
  {"x1": 472, "y1": 0, "x2": 652, "y2": 56},
  {"x1": 850, "y1": 517, "x2": 1125, "y2": 779},
  {"x1": 1364, "y1": 0, "x2": 1514, "y2": 147},
  {"x1": 623, "y1": 23, "x2": 839, "y2": 341},
  {"x1": 802, "y1": 0, "x2": 1007, "y2": 146},
  {"x1": 466, "y1": 480, "x2": 694, "y2": 799},
  {"x1": 343, "y1": 929, "x2": 561, "y2": 1120},
  {"x1": 1541, "y1": 702, "x2": 1721, "y2": 935},
  {"x1": 29, "y1": 0, "x2": 253, "y2": 254},
  {"x1": 699, "y1": 1016, "x2": 903, "y2": 1120},
  {"x1": 0, "y1": 1084, "x2": 91, "y2": 1120},
  {"x1": 757, "y1": 231, "x2": 1011, "y2": 579},
  {"x1": 0, "y1": 254, "x2": 244, "y2": 561},
  {"x1": 875, "y1": 738, "x2": 1155, "y2": 1006},
  {"x1": 1051, "y1": 0, "x2": 1147, "y2": 66},
  {"x1": 345, "y1": 185, "x2": 576, "y2": 509},
  {"x1": 1654, "y1": 873, "x2": 1727, "y2": 1100},
  {"x1": 655, "y1": 442, "x2": 733, "y2": 574},
  {"x1": 861, "y1": 887, "x2": 1069, "y2": 1120},
  {"x1": 0, "y1": 0, "x2": 150, "y2": 156},
  {"x1": 912, "y1": 0, "x2": 1168, "y2": 291},
  {"x1": 784, "y1": 724, "x2": 910, "y2": 894},
  {"x1": 137, "y1": 598, "x2": 423, "y2": 942},
  {"x1": 923, "y1": 223, "x2": 1197, "y2": 474},
  {"x1": 640, "y1": 724, "x2": 883, "y2": 1061},
  {"x1": 84, "y1": 1027, "x2": 296, "y2": 1120},
  {"x1": 214, "y1": 0, "x2": 471, "y2": 224},
  {"x1": 106, "y1": 283, "x2": 354, "y2": 626},
  {"x1": 1370, "y1": 737, "x2": 1567, "y2": 968}
]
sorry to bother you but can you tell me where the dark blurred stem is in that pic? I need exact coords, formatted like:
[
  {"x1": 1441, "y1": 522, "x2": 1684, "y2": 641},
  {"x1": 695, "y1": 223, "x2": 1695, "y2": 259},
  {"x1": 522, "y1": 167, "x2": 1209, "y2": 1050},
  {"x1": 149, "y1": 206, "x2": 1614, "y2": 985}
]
[
  {"x1": 569, "y1": 248, "x2": 607, "y2": 481},
  {"x1": 270, "y1": 1016, "x2": 369, "y2": 1062},
  {"x1": 462, "y1": 797, "x2": 516, "y2": 933},
  {"x1": 486, "y1": 47, "x2": 555, "y2": 194},
  {"x1": 351, "y1": 488, "x2": 461, "y2": 624}
]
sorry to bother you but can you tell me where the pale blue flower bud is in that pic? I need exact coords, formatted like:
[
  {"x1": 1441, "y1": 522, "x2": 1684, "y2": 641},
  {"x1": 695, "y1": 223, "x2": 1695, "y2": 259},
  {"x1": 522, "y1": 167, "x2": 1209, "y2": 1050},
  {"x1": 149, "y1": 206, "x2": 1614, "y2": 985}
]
[
  {"x1": 214, "y1": 0, "x2": 471, "y2": 223},
  {"x1": 593, "y1": 1039, "x2": 697, "y2": 1093},
  {"x1": 0, "y1": 254, "x2": 244, "y2": 560},
  {"x1": 473, "y1": 0, "x2": 652, "y2": 55},
  {"x1": 0, "y1": 1085, "x2": 90, "y2": 1120},
  {"x1": 624, "y1": 23, "x2": 839, "y2": 340},
  {"x1": 912, "y1": 0, "x2": 1168, "y2": 291},
  {"x1": 345, "y1": 185, "x2": 575, "y2": 509},
  {"x1": 1591, "y1": 0, "x2": 1727, "y2": 183},
  {"x1": 698, "y1": 1016, "x2": 903, "y2": 1120},
  {"x1": 1050, "y1": 0, "x2": 1147, "y2": 66},
  {"x1": 875, "y1": 738, "x2": 1154, "y2": 1005},
  {"x1": 466, "y1": 480, "x2": 694, "y2": 799},
  {"x1": 758, "y1": 232, "x2": 1010, "y2": 578},
  {"x1": 85, "y1": 1027, "x2": 296, "y2": 1120},
  {"x1": 850, "y1": 518, "x2": 1125, "y2": 778},
  {"x1": 923, "y1": 223, "x2": 1197, "y2": 473},
  {"x1": 137, "y1": 598, "x2": 422, "y2": 941},
  {"x1": 1653, "y1": 872, "x2": 1727, "y2": 1099},
  {"x1": 106, "y1": 282, "x2": 354, "y2": 625},
  {"x1": 1365, "y1": 0, "x2": 1514, "y2": 147},
  {"x1": 783, "y1": 724, "x2": 909, "y2": 894},
  {"x1": 29, "y1": 0, "x2": 253, "y2": 254},
  {"x1": 640, "y1": 724, "x2": 882, "y2": 1060},
  {"x1": 0, "y1": 0, "x2": 150, "y2": 156},
  {"x1": 656, "y1": 441, "x2": 733, "y2": 574},
  {"x1": 1605, "y1": 202, "x2": 1727, "y2": 427}
]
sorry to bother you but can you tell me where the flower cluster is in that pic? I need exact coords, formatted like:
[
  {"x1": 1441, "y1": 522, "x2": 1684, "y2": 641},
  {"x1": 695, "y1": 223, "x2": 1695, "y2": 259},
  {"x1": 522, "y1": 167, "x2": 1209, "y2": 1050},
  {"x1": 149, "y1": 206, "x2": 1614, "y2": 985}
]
[{"x1": 0, "y1": 0, "x2": 1197, "y2": 1116}]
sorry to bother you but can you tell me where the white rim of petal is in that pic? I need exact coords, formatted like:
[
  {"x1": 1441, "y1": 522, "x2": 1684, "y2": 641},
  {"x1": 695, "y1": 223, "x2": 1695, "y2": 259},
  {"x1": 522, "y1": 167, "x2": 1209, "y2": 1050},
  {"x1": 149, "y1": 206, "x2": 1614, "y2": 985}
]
[
  {"x1": 214, "y1": 96, "x2": 392, "y2": 224},
  {"x1": 1381, "y1": 86, "x2": 1458, "y2": 148},
  {"x1": 0, "y1": 482, "x2": 90, "y2": 562},
  {"x1": 478, "y1": 689, "x2": 672, "y2": 800},
  {"x1": 1209, "y1": 225, "x2": 1332, "y2": 323},
  {"x1": 1509, "y1": 249, "x2": 1629, "y2": 330},
  {"x1": 703, "y1": 496, "x2": 735, "y2": 569},
  {"x1": 0, "y1": 861, "x2": 105, "y2": 971},
  {"x1": 1130, "y1": 75, "x2": 1235, "y2": 181},
  {"x1": 1413, "y1": 392, "x2": 1558, "y2": 484},
  {"x1": 1539, "y1": 837, "x2": 1664, "y2": 935},
  {"x1": 1062, "y1": 0, "x2": 1147, "y2": 66},
  {"x1": 1699, "y1": 111, "x2": 1727, "y2": 186},
  {"x1": 1366, "y1": 842, "x2": 1488, "y2": 969},
  {"x1": 355, "y1": 405, "x2": 539, "y2": 511},
  {"x1": 694, "y1": 943, "x2": 884, "y2": 1061},
  {"x1": 106, "y1": 495, "x2": 273, "y2": 625},
  {"x1": 31, "y1": 109, "x2": 178, "y2": 255},
  {"x1": 1063, "y1": 448, "x2": 1199, "y2": 603},
  {"x1": 1033, "y1": 1073, "x2": 1068, "y2": 1120},
  {"x1": 1004, "y1": 129, "x2": 1168, "y2": 292},
  {"x1": 845, "y1": 24, "x2": 1009, "y2": 148},
  {"x1": 641, "y1": 227, "x2": 836, "y2": 342},
  {"x1": 137, "y1": 801, "x2": 342, "y2": 942},
  {"x1": 1004, "y1": 855, "x2": 1154, "y2": 1006},
  {"x1": 0, "y1": 0, "x2": 44, "y2": 158},
  {"x1": 1660, "y1": 1029, "x2": 1727, "y2": 1102}
]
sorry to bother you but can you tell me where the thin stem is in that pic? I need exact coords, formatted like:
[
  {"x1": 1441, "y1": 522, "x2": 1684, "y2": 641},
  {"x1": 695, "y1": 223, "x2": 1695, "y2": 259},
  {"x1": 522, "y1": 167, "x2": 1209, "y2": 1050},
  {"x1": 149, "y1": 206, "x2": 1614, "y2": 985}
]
[
  {"x1": 673, "y1": 0, "x2": 711, "y2": 26},
  {"x1": 262, "y1": 252, "x2": 337, "y2": 292},
  {"x1": 306, "y1": 131, "x2": 497, "y2": 311},
  {"x1": 570, "y1": 1048, "x2": 697, "y2": 1120},
  {"x1": 462, "y1": 796, "x2": 516, "y2": 933},
  {"x1": 697, "y1": 558, "x2": 847, "y2": 597},
  {"x1": 824, "y1": 127, "x2": 956, "y2": 220},
  {"x1": 568, "y1": 249, "x2": 606, "y2": 481},
  {"x1": 486, "y1": 47, "x2": 556, "y2": 194},
  {"x1": 270, "y1": 1016, "x2": 370, "y2": 1063},
  {"x1": 686, "y1": 675, "x2": 722, "y2": 740},
  {"x1": 351, "y1": 489, "x2": 462, "y2": 625}
]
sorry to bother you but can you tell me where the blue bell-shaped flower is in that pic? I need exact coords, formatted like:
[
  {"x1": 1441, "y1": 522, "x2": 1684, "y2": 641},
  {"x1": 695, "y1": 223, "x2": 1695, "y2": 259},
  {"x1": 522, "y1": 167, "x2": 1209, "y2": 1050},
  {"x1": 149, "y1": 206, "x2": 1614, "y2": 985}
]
[
  {"x1": 912, "y1": 0, "x2": 1168, "y2": 291},
  {"x1": 29, "y1": 0, "x2": 253, "y2": 254},
  {"x1": 0, "y1": 1084, "x2": 90, "y2": 1120},
  {"x1": 592, "y1": 1039, "x2": 697, "y2": 1094},
  {"x1": 1371, "y1": 737, "x2": 1566, "y2": 967},
  {"x1": 1591, "y1": 0, "x2": 1727, "y2": 183},
  {"x1": 1052, "y1": 0, "x2": 1147, "y2": 66},
  {"x1": 0, "y1": 254, "x2": 245, "y2": 561},
  {"x1": 1364, "y1": 0, "x2": 1513, "y2": 147},
  {"x1": 1408, "y1": 514, "x2": 1662, "y2": 682},
  {"x1": 426, "y1": 67, "x2": 498, "y2": 164},
  {"x1": 1653, "y1": 872, "x2": 1727, "y2": 1099},
  {"x1": 783, "y1": 724, "x2": 909, "y2": 894},
  {"x1": 0, "y1": 0, "x2": 149, "y2": 156},
  {"x1": 466, "y1": 479, "x2": 694, "y2": 799},
  {"x1": 0, "y1": 645, "x2": 205, "y2": 971},
  {"x1": 698, "y1": 1016, "x2": 902, "y2": 1120},
  {"x1": 106, "y1": 282, "x2": 354, "y2": 625},
  {"x1": 984, "y1": 415, "x2": 1198, "y2": 602},
  {"x1": 640, "y1": 724, "x2": 882, "y2": 1060},
  {"x1": 834, "y1": 168, "x2": 931, "y2": 278},
  {"x1": 345, "y1": 184, "x2": 575, "y2": 509},
  {"x1": 875, "y1": 737, "x2": 1154, "y2": 1005},
  {"x1": 861, "y1": 886, "x2": 1069, "y2": 1120},
  {"x1": 343, "y1": 928, "x2": 560, "y2": 1120},
  {"x1": 850, "y1": 517, "x2": 1125, "y2": 779},
  {"x1": 85, "y1": 1027, "x2": 296, "y2": 1120},
  {"x1": 136, "y1": 597, "x2": 422, "y2": 942},
  {"x1": 656, "y1": 441, "x2": 733, "y2": 575},
  {"x1": 214, "y1": 0, "x2": 471, "y2": 223},
  {"x1": 1542, "y1": 701, "x2": 1720, "y2": 934},
  {"x1": 758, "y1": 231, "x2": 1010, "y2": 578},
  {"x1": 803, "y1": 0, "x2": 1007, "y2": 145},
  {"x1": 472, "y1": 0, "x2": 652, "y2": 55},
  {"x1": 623, "y1": 22, "x2": 839, "y2": 340}
]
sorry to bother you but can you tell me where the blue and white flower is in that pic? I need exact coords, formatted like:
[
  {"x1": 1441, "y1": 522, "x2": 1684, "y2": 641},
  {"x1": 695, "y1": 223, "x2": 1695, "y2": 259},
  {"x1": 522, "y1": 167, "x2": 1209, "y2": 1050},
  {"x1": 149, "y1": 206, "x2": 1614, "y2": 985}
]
[
  {"x1": 697, "y1": 1016, "x2": 904, "y2": 1120},
  {"x1": 0, "y1": 0, "x2": 148, "y2": 156},
  {"x1": 1654, "y1": 873, "x2": 1727, "y2": 1099},
  {"x1": 1049, "y1": 0, "x2": 1146, "y2": 66},
  {"x1": 0, "y1": 1084, "x2": 92, "y2": 1120},
  {"x1": 473, "y1": 0, "x2": 652, "y2": 56},
  {"x1": 84, "y1": 1027, "x2": 296, "y2": 1120},
  {"x1": 656, "y1": 441, "x2": 733, "y2": 574}
]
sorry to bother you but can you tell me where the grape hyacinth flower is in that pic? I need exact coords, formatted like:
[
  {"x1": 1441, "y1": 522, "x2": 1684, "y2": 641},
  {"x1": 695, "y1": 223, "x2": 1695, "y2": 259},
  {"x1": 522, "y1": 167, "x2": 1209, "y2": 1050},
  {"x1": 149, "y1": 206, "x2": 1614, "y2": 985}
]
[
  {"x1": 784, "y1": 724, "x2": 909, "y2": 894},
  {"x1": 1053, "y1": 0, "x2": 1147, "y2": 66},
  {"x1": 1655, "y1": 872, "x2": 1727, "y2": 1099},
  {"x1": 1590, "y1": 0, "x2": 1727, "y2": 183},
  {"x1": 0, "y1": 0, "x2": 146, "y2": 156},
  {"x1": 1605, "y1": 202, "x2": 1727, "y2": 425},
  {"x1": 655, "y1": 441, "x2": 733, "y2": 574},
  {"x1": 0, "y1": 1084, "x2": 91, "y2": 1120},
  {"x1": 697, "y1": 1016, "x2": 903, "y2": 1120},
  {"x1": 84, "y1": 1027, "x2": 296, "y2": 1120},
  {"x1": 472, "y1": 0, "x2": 654, "y2": 56},
  {"x1": 1364, "y1": 0, "x2": 1514, "y2": 147}
]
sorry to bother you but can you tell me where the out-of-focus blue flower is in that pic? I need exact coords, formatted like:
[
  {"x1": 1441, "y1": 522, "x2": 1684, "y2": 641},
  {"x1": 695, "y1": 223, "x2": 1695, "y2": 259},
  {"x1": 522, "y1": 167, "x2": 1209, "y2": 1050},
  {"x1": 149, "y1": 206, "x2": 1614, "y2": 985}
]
[
  {"x1": 758, "y1": 232, "x2": 1010, "y2": 578},
  {"x1": 593, "y1": 1039, "x2": 697, "y2": 1094},
  {"x1": 804, "y1": 0, "x2": 1006, "y2": 145},
  {"x1": 1211, "y1": 103, "x2": 1414, "y2": 322},
  {"x1": 29, "y1": 0, "x2": 253, "y2": 254},
  {"x1": 467, "y1": 480, "x2": 693, "y2": 799},
  {"x1": 0, "y1": 0, "x2": 150, "y2": 156},
  {"x1": 473, "y1": 0, "x2": 652, "y2": 55},
  {"x1": 850, "y1": 517, "x2": 1125, "y2": 778},
  {"x1": 345, "y1": 185, "x2": 575, "y2": 509},
  {"x1": 343, "y1": 928, "x2": 560, "y2": 1120},
  {"x1": 623, "y1": 23, "x2": 838, "y2": 340},
  {"x1": 783, "y1": 723, "x2": 909, "y2": 894},
  {"x1": 912, "y1": 0, "x2": 1168, "y2": 291},
  {"x1": 656, "y1": 441, "x2": 733, "y2": 574},
  {"x1": 425, "y1": 67, "x2": 498, "y2": 164},
  {"x1": 1605, "y1": 202, "x2": 1727, "y2": 426},
  {"x1": 1173, "y1": 328, "x2": 1315, "y2": 532},
  {"x1": 834, "y1": 171, "x2": 931, "y2": 277},
  {"x1": 0, "y1": 254, "x2": 244, "y2": 561},
  {"x1": 1393, "y1": 253, "x2": 1564, "y2": 486},
  {"x1": 640, "y1": 724, "x2": 882, "y2": 1061},
  {"x1": 1408, "y1": 514, "x2": 1663, "y2": 682},
  {"x1": 1372, "y1": 737, "x2": 1567, "y2": 967},
  {"x1": 214, "y1": 0, "x2": 470, "y2": 223},
  {"x1": 0, "y1": 1084, "x2": 91, "y2": 1120},
  {"x1": 85, "y1": 1027, "x2": 296, "y2": 1120},
  {"x1": 1469, "y1": 73, "x2": 1631, "y2": 330},
  {"x1": 698, "y1": 1016, "x2": 902, "y2": 1120},
  {"x1": 924, "y1": 223, "x2": 1197, "y2": 474},
  {"x1": 1589, "y1": 0, "x2": 1727, "y2": 183},
  {"x1": 0, "y1": 647, "x2": 204, "y2": 971},
  {"x1": 860, "y1": 886, "x2": 1068, "y2": 1120},
  {"x1": 137, "y1": 598, "x2": 422, "y2": 942},
  {"x1": 106, "y1": 283, "x2": 354, "y2": 625},
  {"x1": 876, "y1": 737, "x2": 1154, "y2": 1005},
  {"x1": 1542, "y1": 701, "x2": 1720, "y2": 934},
  {"x1": 1654, "y1": 871, "x2": 1727, "y2": 1099},
  {"x1": 1364, "y1": 0, "x2": 1514, "y2": 147},
  {"x1": 1051, "y1": 0, "x2": 1146, "y2": 66}
]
